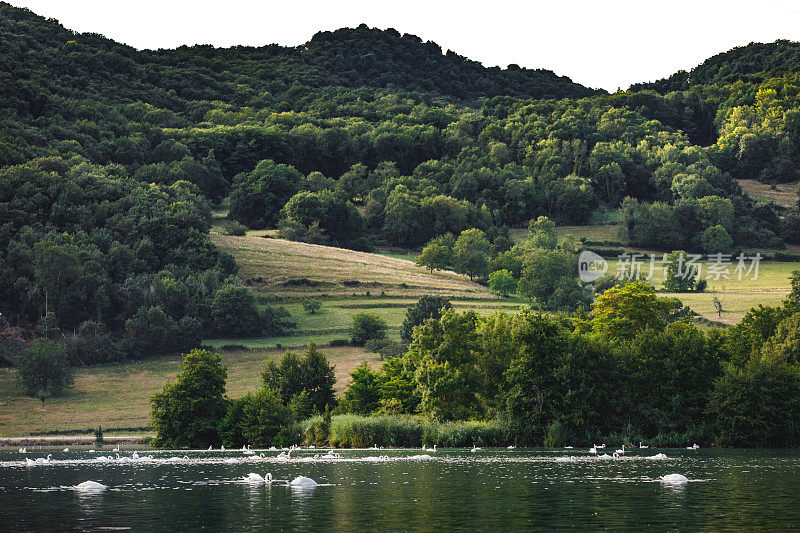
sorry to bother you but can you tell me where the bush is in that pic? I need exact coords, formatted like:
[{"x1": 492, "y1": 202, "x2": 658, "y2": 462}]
[
  {"x1": 16, "y1": 339, "x2": 73, "y2": 406},
  {"x1": 302, "y1": 298, "x2": 322, "y2": 314},
  {"x1": 329, "y1": 339, "x2": 350, "y2": 347},
  {"x1": 364, "y1": 338, "x2": 392, "y2": 353},
  {"x1": 218, "y1": 388, "x2": 294, "y2": 448},
  {"x1": 349, "y1": 312, "x2": 388, "y2": 346},
  {"x1": 217, "y1": 219, "x2": 248, "y2": 236}
]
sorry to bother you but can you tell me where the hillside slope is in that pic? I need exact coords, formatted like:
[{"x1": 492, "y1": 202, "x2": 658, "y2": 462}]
[{"x1": 210, "y1": 235, "x2": 498, "y2": 300}]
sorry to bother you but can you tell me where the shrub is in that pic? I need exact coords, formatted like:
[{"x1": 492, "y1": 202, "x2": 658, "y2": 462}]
[
  {"x1": 329, "y1": 339, "x2": 350, "y2": 347},
  {"x1": 302, "y1": 298, "x2": 322, "y2": 314},
  {"x1": 217, "y1": 219, "x2": 247, "y2": 236},
  {"x1": 218, "y1": 388, "x2": 293, "y2": 448},
  {"x1": 16, "y1": 339, "x2": 73, "y2": 406},
  {"x1": 349, "y1": 312, "x2": 388, "y2": 346},
  {"x1": 364, "y1": 338, "x2": 392, "y2": 353}
]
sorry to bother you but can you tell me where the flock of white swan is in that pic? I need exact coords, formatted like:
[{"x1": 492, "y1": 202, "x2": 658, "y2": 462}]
[{"x1": 13, "y1": 442, "x2": 693, "y2": 492}]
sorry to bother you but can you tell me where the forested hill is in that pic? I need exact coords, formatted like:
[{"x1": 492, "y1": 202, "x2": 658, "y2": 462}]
[
  {"x1": 632, "y1": 40, "x2": 800, "y2": 93},
  {"x1": 302, "y1": 25, "x2": 599, "y2": 100},
  {"x1": 3, "y1": 1, "x2": 800, "y2": 367},
  {"x1": 0, "y1": 2, "x2": 596, "y2": 112}
]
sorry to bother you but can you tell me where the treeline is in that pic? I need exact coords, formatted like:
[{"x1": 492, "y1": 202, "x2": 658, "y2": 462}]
[{"x1": 151, "y1": 271, "x2": 800, "y2": 448}]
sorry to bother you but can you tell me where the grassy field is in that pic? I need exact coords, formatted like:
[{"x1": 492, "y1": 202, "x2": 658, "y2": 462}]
[
  {"x1": 738, "y1": 179, "x2": 799, "y2": 211},
  {"x1": 602, "y1": 258, "x2": 797, "y2": 324},
  {"x1": 510, "y1": 224, "x2": 622, "y2": 245},
  {"x1": 0, "y1": 345, "x2": 382, "y2": 437},
  {"x1": 211, "y1": 234, "x2": 499, "y2": 300},
  {"x1": 203, "y1": 297, "x2": 525, "y2": 348}
]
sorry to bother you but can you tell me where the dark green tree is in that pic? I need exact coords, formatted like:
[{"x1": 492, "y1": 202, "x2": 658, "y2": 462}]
[
  {"x1": 400, "y1": 295, "x2": 453, "y2": 343},
  {"x1": 150, "y1": 349, "x2": 228, "y2": 448},
  {"x1": 17, "y1": 339, "x2": 73, "y2": 407},
  {"x1": 350, "y1": 312, "x2": 388, "y2": 346}
]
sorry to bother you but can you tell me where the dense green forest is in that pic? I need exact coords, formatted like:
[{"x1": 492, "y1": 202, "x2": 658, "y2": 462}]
[{"x1": 2, "y1": 2, "x2": 800, "y2": 366}]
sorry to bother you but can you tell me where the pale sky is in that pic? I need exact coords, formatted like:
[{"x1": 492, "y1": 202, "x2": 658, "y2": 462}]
[{"x1": 9, "y1": 0, "x2": 800, "y2": 91}]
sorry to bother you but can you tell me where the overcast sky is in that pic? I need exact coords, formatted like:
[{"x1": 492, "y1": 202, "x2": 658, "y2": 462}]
[{"x1": 9, "y1": 0, "x2": 800, "y2": 91}]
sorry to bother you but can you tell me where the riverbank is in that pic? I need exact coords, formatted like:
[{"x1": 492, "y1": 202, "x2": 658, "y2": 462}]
[{"x1": 0, "y1": 434, "x2": 154, "y2": 446}]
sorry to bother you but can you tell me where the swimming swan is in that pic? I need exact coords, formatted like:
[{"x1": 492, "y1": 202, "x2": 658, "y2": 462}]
[
  {"x1": 74, "y1": 481, "x2": 107, "y2": 491},
  {"x1": 289, "y1": 476, "x2": 318, "y2": 488},
  {"x1": 615, "y1": 445, "x2": 626, "y2": 455},
  {"x1": 471, "y1": 445, "x2": 481, "y2": 453},
  {"x1": 647, "y1": 453, "x2": 668, "y2": 460},
  {"x1": 660, "y1": 473, "x2": 689, "y2": 485},
  {"x1": 26, "y1": 454, "x2": 52, "y2": 466},
  {"x1": 639, "y1": 442, "x2": 648, "y2": 449}
]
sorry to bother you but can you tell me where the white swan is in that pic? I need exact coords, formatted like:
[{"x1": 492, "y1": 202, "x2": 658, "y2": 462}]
[
  {"x1": 639, "y1": 442, "x2": 648, "y2": 449},
  {"x1": 612, "y1": 452, "x2": 620, "y2": 459},
  {"x1": 507, "y1": 445, "x2": 516, "y2": 449},
  {"x1": 220, "y1": 445, "x2": 225, "y2": 451},
  {"x1": 18, "y1": 447, "x2": 26, "y2": 453},
  {"x1": 471, "y1": 445, "x2": 481, "y2": 453},
  {"x1": 598, "y1": 453, "x2": 613, "y2": 460},
  {"x1": 597, "y1": 444, "x2": 606, "y2": 449},
  {"x1": 564, "y1": 446, "x2": 573, "y2": 449},
  {"x1": 224, "y1": 457, "x2": 239, "y2": 464},
  {"x1": 289, "y1": 476, "x2": 317, "y2": 488},
  {"x1": 615, "y1": 445, "x2": 626, "y2": 455},
  {"x1": 208, "y1": 445, "x2": 213, "y2": 451},
  {"x1": 589, "y1": 445, "x2": 597, "y2": 454},
  {"x1": 112, "y1": 445, "x2": 120, "y2": 452},
  {"x1": 647, "y1": 453, "x2": 668, "y2": 460},
  {"x1": 168, "y1": 455, "x2": 189, "y2": 462},
  {"x1": 74, "y1": 480, "x2": 107, "y2": 491},
  {"x1": 408, "y1": 454, "x2": 432, "y2": 460},
  {"x1": 245, "y1": 472, "x2": 265, "y2": 483},
  {"x1": 325, "y1": 450, "x2": 341, "y2": 458},
  {"x1": 26, "y1": 454, "x2": 52, "y2": 466},
  {"x1": 660, "y1": 473, "x2": 689, "y2": 485},
  {"x1": 685, "y1": 443, "x2": 700, "y2": 450},
  {"x1": 63, "y1": 447, "x2": 69, "y2": 452},
  {"x1": 132, "y1": 452, "x2": 140, "y2": 460}
]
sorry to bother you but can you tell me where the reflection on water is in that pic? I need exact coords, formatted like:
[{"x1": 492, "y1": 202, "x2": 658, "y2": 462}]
[{"x1": 1, "y1": 447, "x2": 799, "y2": 530}]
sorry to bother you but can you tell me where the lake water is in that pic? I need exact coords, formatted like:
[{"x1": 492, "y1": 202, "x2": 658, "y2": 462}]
[{"x1": 1, "y1": 447, "x2": 799, "y2": 531}]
